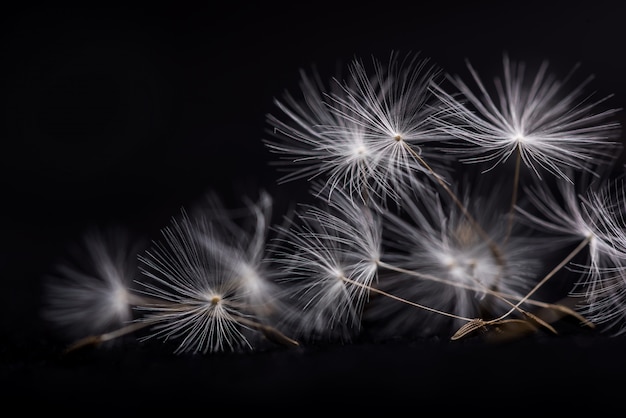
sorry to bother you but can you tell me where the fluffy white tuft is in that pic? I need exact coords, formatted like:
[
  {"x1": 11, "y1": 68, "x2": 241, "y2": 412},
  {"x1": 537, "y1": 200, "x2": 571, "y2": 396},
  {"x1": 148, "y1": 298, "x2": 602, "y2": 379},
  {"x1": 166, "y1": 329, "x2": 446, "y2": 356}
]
[
  {"x1": 41, "y1": 227, "x2": 142, "y2": 342},
  {"x1": 268, "y1": 184, "x2": 382, "y2": 342},
  {"x1": 265, "y1": 51, "x2": 453, "y2": 207},
  {"x1": 432, "y1": 54, "x2": 622, "y2": 182},
  {"x1": 367, "y1": 177, "x2": 542, "y2": 338},
  {"x1": 135, "y1": 192, "x2": 286, "y2": 354}
]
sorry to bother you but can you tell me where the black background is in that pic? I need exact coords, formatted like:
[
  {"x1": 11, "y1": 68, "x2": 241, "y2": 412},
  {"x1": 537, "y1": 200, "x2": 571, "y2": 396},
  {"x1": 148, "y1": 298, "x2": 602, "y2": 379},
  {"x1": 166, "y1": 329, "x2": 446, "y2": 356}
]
[{"x1": 2, "y1": 1, "x2": 626, "y2": 414}]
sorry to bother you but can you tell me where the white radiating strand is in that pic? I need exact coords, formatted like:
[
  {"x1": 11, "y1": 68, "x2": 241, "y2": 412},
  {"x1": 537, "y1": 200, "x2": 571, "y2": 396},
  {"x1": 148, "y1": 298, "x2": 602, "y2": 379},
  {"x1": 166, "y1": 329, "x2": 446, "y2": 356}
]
[
  {"x1": 42, "y1": 227, "x2": 142, "y2": 341},
  {"x1": 265, "y1": 51, "x2": 452, "y2": 207},
  {"x1": 568, "y1": 177, "x2": 626, "y2": 334},
  {"x1": 268, "y1": 184, "x2": 382, "y2": 342},
  {"x1": 431, "y1": 54, "x2": 622, "y2": 182},
  {"x1": 135, "y1": 193, "x2": 283, "y2": 354},
  {"x1": 516, "y1": 171, "x2": 623, "y2": 302},
  {"x1": 368, "y1": 176, "x2": 541, "y2": 338}
]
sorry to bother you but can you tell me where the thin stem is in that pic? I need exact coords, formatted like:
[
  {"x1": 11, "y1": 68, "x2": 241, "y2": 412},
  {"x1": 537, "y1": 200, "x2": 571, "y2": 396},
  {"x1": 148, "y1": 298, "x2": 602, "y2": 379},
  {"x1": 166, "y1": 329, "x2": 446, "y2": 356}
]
[
  {"x1": 233, "y1": 315, "x2": 300, "y2": 347},
  {"x1": 377, "y1": 259, "x2": 592, "y2": 331},
  {"x1": 64, "y1": 300, "x2": 299, "y2": 353},
  {"x1": 341, "y1": 276, "x2": 473, "y2": 322},
  {"x1": 376, "y1": 260, "x2": 537, "y2": 320},
  {"x1": 487, "y1": 235, "x2": 592, "y2": 324},
  {"x1": 504, "y1": 144, "x2": 522, "y2": 244},
  {"x1": 403, "y1": 142, "x2": 505, "y2": 268},
  {"x1": 64, "y1": 320, "x2": 155, "y2": 353}
]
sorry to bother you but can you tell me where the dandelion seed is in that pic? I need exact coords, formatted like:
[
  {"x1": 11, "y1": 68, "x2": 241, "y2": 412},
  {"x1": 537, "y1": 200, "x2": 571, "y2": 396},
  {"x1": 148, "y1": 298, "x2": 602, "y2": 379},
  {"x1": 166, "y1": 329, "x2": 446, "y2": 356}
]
[
  {"x1": 515, "y1": 169, "x2": 624, "y2": 315},
  {"x1": 41, "y1": 227, "x2": 143, "y2": 343},
  {"x1": 560, "y1": 177, "x2": 626, "y2": 333},
  {"x1": 268, "y1": 184, "x2": 382, "y2": 342},
  {"x1": 265, "y1": 68, "x2": 376, "y2": 203},
  {"x1": 136, "y1": 192, "x2": 292, "y2": 354},
  {"x1": 193, "y1": 191, "x2": 279, "y2": 315},
  {"x1": 432, "y1": 54, "x2": 622, "y2": 182},
  {"x1": 265, "y1": 51, "x2": 452, "y2": 206},
  {"x1": 369, "y1": 177, "x2": 541, "y2": 338}
]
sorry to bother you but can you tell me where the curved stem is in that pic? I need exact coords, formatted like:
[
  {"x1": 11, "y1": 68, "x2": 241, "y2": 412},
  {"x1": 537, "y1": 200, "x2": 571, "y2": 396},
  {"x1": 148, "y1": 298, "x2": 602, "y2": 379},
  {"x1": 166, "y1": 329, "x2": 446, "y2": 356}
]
[
  {"x1": 486, "y1": 236, "x2": 592, "y2": 325},
  {"x1": 376, "y1": 258, "x2": 592, "y2": 331},
  {"x1": 341, "y1": 276, "x2": 473, "y2": 322},
  {"x1": 376, "y1": 260, "x2": 535, "y2": 320},
  {"x1": 64, "y1": 320, "x2": 155, "y2": 353},
  {"x1": 64, "y1": 299, "x2": 299, "y2": 353},
  {"x1": 404, "y1": 142, "x2": 505, "y2": 268}
]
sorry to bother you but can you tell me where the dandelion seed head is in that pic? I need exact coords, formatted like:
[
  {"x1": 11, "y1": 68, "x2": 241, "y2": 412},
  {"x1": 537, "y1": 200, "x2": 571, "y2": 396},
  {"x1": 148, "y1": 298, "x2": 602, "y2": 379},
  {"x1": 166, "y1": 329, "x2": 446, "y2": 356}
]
[
  {"x1": 351, "y1": 139, "x2": 370, "y2": 158},
  {"x1": 561, "y1": 178, "x2": 626, "y2": 335},
  {"x1": 513, "y1": 132, "x2": 528, "y2": 144},
  {"x1": 330, "y1": 267, "x2": 344, "y2": 281},
  {"x1": 433, "y1": 54, "x2": 622, "y2": 181},
  {"x1": 107, "y1": 280, "x2": 132, "y2": 319},
  {"x1": 439, "y1": 253, "x2": 457, "y2": 269},
  {"x1": 517, "y1": 171, "x2": 626, "y2": 324},
  {"x1": 41, "y1": 227, "x2": 142, "y2": 342},
  {"x1": 135, "y1": 193, "x2": 284, "y2": 354},
  {"x1": 366, "y1": 177, "x2": 540, "y2": 338},
  {"x1": 434, "y1": 243, "x2": 501, "y2": 290},
  {"x1": 270, "y1": 185, "x2": 382, "y2": 342},
  {"x1": 235, "y1": 262, "x2": 264, "y2": 291},
  {"x1": 446, "y1": 260, "x2": 465, "y2": 280},
  {"x1": 265, "y1": 51, "x2": 454, "y2": 205}
]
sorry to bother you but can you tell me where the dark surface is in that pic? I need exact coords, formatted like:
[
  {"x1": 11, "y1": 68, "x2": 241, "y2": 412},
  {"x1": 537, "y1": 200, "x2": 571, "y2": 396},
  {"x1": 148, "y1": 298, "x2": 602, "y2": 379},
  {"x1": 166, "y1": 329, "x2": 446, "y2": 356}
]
[
  {"x1": 5, "y1": 332, "x2": 626, "y2": 414},
  {"x1": 2, "y1": 2, "x2": 626, "y2": 414}
]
